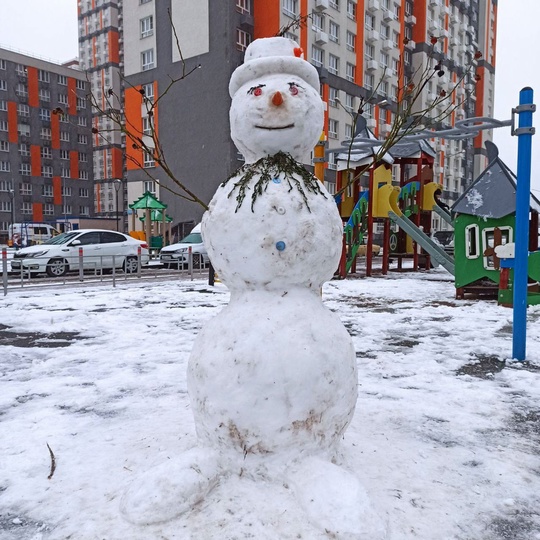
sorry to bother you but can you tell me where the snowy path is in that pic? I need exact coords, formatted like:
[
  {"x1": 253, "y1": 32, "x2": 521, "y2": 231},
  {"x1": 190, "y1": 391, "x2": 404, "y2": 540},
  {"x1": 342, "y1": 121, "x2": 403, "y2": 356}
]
[{"x1": 0, "y1": 271, "x2": 539, "y2": 539}]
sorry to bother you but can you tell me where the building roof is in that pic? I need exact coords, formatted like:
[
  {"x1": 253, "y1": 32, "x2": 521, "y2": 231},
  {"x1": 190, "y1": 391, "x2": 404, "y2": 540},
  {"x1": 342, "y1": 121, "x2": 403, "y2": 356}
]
[
  {"x1": 390, "y1": 139, "x2": 437, "y2": 159},
  {"x1": 452, "y1": 142, "x2": 540, "y2": 218}
]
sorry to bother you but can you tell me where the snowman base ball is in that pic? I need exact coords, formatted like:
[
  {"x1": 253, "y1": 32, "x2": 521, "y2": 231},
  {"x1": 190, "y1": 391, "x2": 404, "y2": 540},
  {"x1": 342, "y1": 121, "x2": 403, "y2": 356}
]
[{"x1": 121, "y1": 37, "x2": 385, "y2": 537}]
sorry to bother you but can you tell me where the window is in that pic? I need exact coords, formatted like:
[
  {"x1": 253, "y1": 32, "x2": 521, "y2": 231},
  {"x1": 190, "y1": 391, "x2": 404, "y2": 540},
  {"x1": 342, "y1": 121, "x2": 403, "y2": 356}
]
[
  {"x1": 465, "y1": 224, "x2": 479, "y2": 259},
  {"x1": 364, "y1": 73, "x2": 374, "y2": 91},
  {"x1": 61, "y1": 167, "x2": 70, "y2": 178},
  {"x1": 345, "y1": 123, "x2": 353, "y2": 139},
  {"x1": 380, "y1": 23, "x2": 390, "y2": 39},
  {"x1": 328, "y1": 21, "x2": 339, "y2": 42},
  {"x1": 0, "y1": 120, "x2": 8, "y2": 131},
  {"x1": 0, "y1": 141, "x2": 8, "y2": 152},
  {"x1": 40, "y1": 108, "x2": 51, "y2": 121},
  {"x1": 78, "y1": 134, "x2": 88, "y2": 144},
  {"x1": 19, "y1": 144, "x2": 30, "y2": 156},
  {"x1": 62, "y1": 204, "x2": 72, "y2": 215},
  {"x1": 79, "y1": 152, "x2": 87, "y2": 162},
  {"x1": 311, "y1": 46, "x2": 323, "y2": 67},
  {"x1": 0, "y1": 80, "x2": 6, "y2": 91},
  {"x1": 365, "y1": 13, "x2": 375, "y2": 30},
  {"x1": 38, "y1": 70, "x2": 50, "y2": 83},
  {"x1": 482, "y1": 226, "x2": 512, "y2": 269},
  {"x1": 140, "y1": 0, "x2": 152, "y2": 3},
  {"x1": 18, "y1": 104, "x2": 30, "y2": 117},
  {"x1": 141, "y1": 49, "x2": 155, "y2": 71},
  {"x1": 140, "y1": 16, "x2": 154, "y2": 38},
  {"x1": 79, "y1": 170, "x2": 89, "y2": 180},
  {"x1": 329, "y1": 0, "x2": 339, "y2": 9},
  {"x1": 21, "y1": 202, "x2": 33, "y2": 215},
  {"x1": 144, "y1": 180, "x2": 156, "y2": 194},
  {"x1": 365, "y1": 43, "x2": 375, "y2": 60},
  {"x1": 380, "y1": 52, "x2": 389, "y2": 68},
  {"x1": 0, "y1": 161, "x2": 10, "y2": 172},
  {"x1": 42, "y1": 165, "x2": 53, "y2": 178},
  {"x1": 41, "y1": 127, "x2": 52, "y2": 140},
  {"x1": 79, "y1": 205, "x2": 90, "y2": 216},
  {"x1": 236, "y1": 0, "x2": 250, "y2": 14},
  {"x1": 79, "y1": 187, "x2": 89, "y2": 197},
  {"x1": 142, "y1": 83, "x2": 154, "y2": 102},
  {"x1": 142, "y1": 116, "x2": 153, "y2": 136},
  {"x1": 312, "y1": 12, "x2": 325, "y2": 31},
  {"x1": 78, "y1": 116, "x2": 87, "y2": 127},
  {"x1": 62, "y1": 186, "x2": 72, "y2": 197},
  {"x1": 282, "y1": 0, "x2": 298, "y2": 17},
  {"x1": 236, "y1": 29, "x2": 252, "y2": 52},
  {"x1": 15, "y1": 64, "x2": 27, "y2": 76},
  {"x1": 0, "y1": 59, "x2": 5, "y2": 70},
  {"x1": 328, "y1": 119, "x2": 337, "y2": 138},
  {"x1": 0, "y1": 201, "x2": 12, "y2": 212},
  {"x1": 58, "y1": 74, "x2": 67, "y2": 86},
  {"x1": 43, "y1": 203, "x2": 54, "y2": 215},
  {"x1": 58, "y1": 94, "x2": 68, "y2": 105},
  {"x1": 143, "y1": 151, "x2": 155, "y2": 168},
  {"x1": 60, "y1": 149, "x2": 70, "y2": 160},
  {"x1": 345, "y1": 93, "x2": 355, "y2": 112},
  {"x1": 346, "y1": 31, "x2": 356, "y2": 51},
  {"x1": 0, "y1": 100, "x2": 6, "y2": 111},
  {"x1": 328, "y1": 54, "x2": 339, "y2": 75},
  {"x1": 76, "y1": 80, "x2": 86, "y2": 90},
  {"x1": 41, "y1": 146, "x2": 52, "y2": 159},
  {"x1": 18, "y1": 122, "x2": 30, "y2": 137},
  {"x1": 60, "y1": 113, "x2": 69, "y2": 123},
  {"x1": 0, "y1": 180, "x2": 12, "y2": 191},
  {"x1": 20, "y1": 182, "x2": 32, "y2": 195},
  {"x1": 60, "y1": 131, "x2": 70, "y2": 142},
  {"x1": 42, "y1": 185, "x2": 53, "y2": 197},
  {"x1": 18, "y1": 124, "x2": 30, "y2": 138},
  {"x1": 328, "y1": 87, "x2": 338, "y2": 107},
  {"x1": 347, "y1": 0, "x2": 356, "y2": 20},
  {"x1": 76, "y1": 97, "x2": 86, "y2": 110},
  {"x1": 346, "y1": 62, "x2": 356, "y2": 82},
  {"x1": 39, "y1": 89, "x2": 51, "y2": 102}
]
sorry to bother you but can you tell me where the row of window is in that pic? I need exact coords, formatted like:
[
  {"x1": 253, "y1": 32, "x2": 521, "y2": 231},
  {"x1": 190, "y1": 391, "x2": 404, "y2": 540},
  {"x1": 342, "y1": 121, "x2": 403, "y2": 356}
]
[
  {"x1": 0, "y1": 181, "x2": 89, "y2": 198},
  {"x1": 0, "y1": 122, "x2": 89, "y2": 144},
  {"x1": 0, "y1": 143, "x2": 87, "y2": 162},
  {"x1": 0, "y1": 60, "x2": 86, "y2": 90},
  {"x1": 0, "y1": 100, "x2": 88, "y2": 125},
  {"x1": 283, "y1": 0, "x2": 356, "y2": 19},
  {"x1": 0, "y1": 201, "x2": 90, "y2": 216},
  {"x1": 0, "y1": 162, "x2": 90, "y2": 179}
]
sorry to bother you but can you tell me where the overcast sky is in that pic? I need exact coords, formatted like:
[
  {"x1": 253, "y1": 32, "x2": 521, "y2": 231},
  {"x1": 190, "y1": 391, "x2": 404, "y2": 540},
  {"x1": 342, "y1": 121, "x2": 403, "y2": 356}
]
[{"x1": 1, "y1": 0, "x2": 539, "y2": 194}]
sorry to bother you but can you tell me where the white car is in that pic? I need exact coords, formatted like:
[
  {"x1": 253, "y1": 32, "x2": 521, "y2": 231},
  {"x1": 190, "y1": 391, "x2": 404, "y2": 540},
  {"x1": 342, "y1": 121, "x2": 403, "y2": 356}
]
[
  {"x1": 160, "y1": 224, "x2": 208, "y2": 268},
  {"x1": 10, "y1": 229, "x2": 149, "y2": 277}
]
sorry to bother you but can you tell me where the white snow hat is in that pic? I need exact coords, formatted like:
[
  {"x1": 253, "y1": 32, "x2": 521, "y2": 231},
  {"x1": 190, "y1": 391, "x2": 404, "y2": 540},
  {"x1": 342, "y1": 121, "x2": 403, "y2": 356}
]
[{"x1": 229, "y1": 37, "x2": 321, "y2": 97}]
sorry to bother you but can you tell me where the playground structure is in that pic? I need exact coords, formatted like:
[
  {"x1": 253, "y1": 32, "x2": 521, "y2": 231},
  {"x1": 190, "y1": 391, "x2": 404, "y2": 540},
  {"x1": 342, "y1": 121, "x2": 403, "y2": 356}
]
[
  {"x1": 335, "y1": 127, "x2": 455, "y2": 279},
  {"x1": 128, "y1": 191, "x2": 173, "y2": 252}
]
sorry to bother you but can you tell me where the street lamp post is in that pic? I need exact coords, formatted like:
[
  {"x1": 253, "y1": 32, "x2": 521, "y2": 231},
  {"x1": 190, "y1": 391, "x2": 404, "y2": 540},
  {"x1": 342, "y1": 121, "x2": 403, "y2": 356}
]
[
  {"x1": 9, "y1": 187, "x2": 14, "y2": 245},
  {"x1": 113, "y1": 179, "x2": 122, "y2": 231}
]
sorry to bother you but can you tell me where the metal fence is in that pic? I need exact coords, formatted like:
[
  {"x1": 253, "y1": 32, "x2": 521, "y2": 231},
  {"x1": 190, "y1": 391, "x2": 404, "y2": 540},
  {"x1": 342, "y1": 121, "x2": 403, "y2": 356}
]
[{"x1": 1, "y1": 247, "x2": 208, "y2": 296}]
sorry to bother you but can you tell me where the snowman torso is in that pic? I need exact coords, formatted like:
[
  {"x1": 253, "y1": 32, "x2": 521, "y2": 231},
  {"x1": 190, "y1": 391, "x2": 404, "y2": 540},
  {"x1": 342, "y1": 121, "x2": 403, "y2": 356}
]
[{"x1": 188, "y1": 37, "x2": 357, "y2": 462}]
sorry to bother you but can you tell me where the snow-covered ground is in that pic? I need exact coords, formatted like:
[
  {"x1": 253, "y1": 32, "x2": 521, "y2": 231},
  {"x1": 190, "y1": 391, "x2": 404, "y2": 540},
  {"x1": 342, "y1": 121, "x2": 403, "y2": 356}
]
[{"x1": 1, "y1": 270, "x2": 539, "y2": 539}]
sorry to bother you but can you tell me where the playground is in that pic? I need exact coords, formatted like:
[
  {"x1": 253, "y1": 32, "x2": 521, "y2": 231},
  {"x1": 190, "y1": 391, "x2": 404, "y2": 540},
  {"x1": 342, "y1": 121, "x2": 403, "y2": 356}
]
[{"x1": 0, "y1": 274, "x2": 539, "y2": 539}]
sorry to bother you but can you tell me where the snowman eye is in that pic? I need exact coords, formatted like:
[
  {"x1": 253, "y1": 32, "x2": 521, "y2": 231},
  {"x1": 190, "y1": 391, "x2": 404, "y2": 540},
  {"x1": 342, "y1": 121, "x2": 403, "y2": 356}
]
[
  {"x1": 288, "y1": 82, "x2": 304, "y2": 95},
  {"x1": 248, "y1": 84, "x2": 265, "y2": 96}
]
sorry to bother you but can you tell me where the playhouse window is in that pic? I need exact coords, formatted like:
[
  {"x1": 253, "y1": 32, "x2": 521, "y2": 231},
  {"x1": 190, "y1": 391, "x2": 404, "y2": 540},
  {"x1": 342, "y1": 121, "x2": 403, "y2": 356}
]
[
  {"x1": 482, "y1": 226, "x2": 513, "y2": 270},
  {"x1": 465, "y1": 224, "x2": 479, "y2": 259}
]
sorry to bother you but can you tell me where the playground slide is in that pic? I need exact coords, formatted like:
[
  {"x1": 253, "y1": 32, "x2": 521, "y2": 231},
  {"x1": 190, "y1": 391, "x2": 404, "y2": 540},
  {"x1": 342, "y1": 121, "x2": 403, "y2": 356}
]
[
  {"x1": 388, "y1": 211, "x2": 455, "y2": 275},
  {"x1": 432, "y1": 204, "x2": 453, "y2": 226}
]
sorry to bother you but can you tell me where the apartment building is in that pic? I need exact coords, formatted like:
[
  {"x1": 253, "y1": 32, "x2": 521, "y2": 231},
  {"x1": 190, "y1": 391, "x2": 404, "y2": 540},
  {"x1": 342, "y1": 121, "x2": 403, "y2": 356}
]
[
  {"x1": 77, "y1": 0, "x2": 124, "y2": 226},
  {"x1": 78, "y1": 0, "x2": 496, "y2": 234},
  {"x1": 0, "y1": 48, "x2": 94, "y2": 243}
]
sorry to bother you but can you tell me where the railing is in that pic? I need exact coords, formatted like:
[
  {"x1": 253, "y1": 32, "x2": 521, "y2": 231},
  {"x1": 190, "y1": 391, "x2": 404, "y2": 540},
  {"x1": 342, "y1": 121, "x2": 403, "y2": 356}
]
[{"x1": 1, "y1": 247, "x2": 208, "y2": 295}]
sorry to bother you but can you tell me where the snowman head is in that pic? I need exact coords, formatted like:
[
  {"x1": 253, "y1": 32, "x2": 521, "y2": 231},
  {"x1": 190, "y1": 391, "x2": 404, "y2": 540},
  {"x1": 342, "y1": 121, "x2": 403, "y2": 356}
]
[{"x1": 229, "y1": 37, "x2": 324, "y2": 164}]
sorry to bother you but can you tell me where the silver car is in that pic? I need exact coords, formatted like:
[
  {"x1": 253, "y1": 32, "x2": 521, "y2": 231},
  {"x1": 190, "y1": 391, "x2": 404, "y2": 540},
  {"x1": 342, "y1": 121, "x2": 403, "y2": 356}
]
[{"x1": 160, "y1": 227, "x2": 208, "y2": 269}]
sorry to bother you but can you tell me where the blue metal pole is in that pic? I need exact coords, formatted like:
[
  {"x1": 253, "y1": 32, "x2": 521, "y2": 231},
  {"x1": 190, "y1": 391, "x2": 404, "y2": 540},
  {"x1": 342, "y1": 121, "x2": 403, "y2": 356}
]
[{"x1": 512, "y1": 87, "x2": 535, "y2": 361}]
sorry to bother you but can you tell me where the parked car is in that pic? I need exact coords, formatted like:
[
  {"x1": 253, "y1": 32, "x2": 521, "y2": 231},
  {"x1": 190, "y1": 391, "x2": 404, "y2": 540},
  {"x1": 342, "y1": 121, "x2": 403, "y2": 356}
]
[
  {"x1": 10, "y1": 229, "x2": 149, "y2": 277},
  {"x1": 160, "y1": 224, "x2": 208, "y2": 269},
  {"x1": 431, "y1": 230, "x2": 454, "y2": 255}
]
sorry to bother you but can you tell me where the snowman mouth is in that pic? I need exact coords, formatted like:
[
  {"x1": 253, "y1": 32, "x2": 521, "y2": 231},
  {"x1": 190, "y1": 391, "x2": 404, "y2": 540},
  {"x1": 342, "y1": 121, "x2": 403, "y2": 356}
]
[{"x1": 255, "y1": 124, "x2": 295, "y2": 130}]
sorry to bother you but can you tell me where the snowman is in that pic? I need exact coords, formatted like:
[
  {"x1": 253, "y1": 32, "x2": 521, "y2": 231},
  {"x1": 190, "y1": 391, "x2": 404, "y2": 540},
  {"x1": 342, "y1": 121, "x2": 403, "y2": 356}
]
[{"x1": 122, "y1": 37, "x2": 384, "y2": 538}]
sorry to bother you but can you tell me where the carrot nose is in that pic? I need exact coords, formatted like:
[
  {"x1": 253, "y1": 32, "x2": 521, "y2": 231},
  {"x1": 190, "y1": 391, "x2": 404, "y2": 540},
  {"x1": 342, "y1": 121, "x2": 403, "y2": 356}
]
[{"x1": 272, "y1": 91, "x2": 283, "y2": 106}]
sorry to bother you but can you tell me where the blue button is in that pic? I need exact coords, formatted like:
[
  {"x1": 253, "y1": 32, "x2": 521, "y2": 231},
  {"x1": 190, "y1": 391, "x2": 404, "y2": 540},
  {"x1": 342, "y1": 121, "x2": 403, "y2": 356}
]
[
  {"x1": 273, "y1": 177, "x2": 281, "y2": 184},
  {"x1": 276, "y1": 241, "x2": 286, "y2": 251}
]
